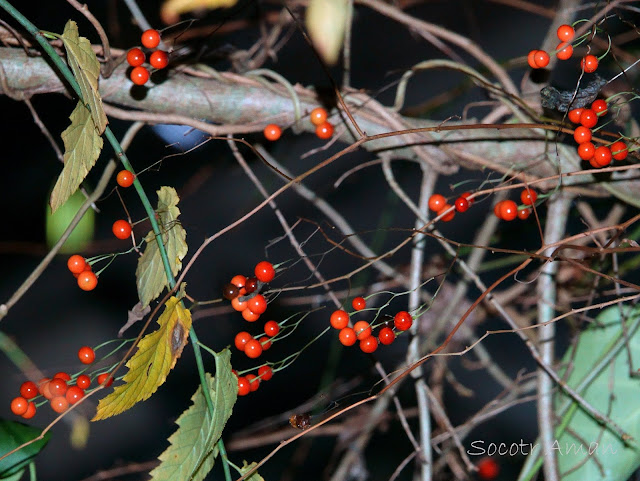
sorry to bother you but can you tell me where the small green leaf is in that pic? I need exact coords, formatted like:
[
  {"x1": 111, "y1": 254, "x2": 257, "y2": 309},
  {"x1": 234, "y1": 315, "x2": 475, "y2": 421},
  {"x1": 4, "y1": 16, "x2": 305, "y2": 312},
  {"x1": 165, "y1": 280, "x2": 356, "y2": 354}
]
[
  {"x1": 306, "y1": 0, "x2": 348, "y2": 65},
  {"x1": 93, "y1": 297, "x2": 192, "y2": 421},
  {"x1": 0, "y1": 420, "x2": 51, "y2": 478},
  {"x1": 150, "y1": 349, "x2": 237, "y2": 481},
  {"x1": 49, "y1": 101, "x2": 103, "y2": 213},
  {"x1": 136, "y1": 187, "x2": 188, "y2": 308},
  {"x1": 2, "y1": 468, "x2": 25, "y2": 481},
  {"x1": 61, "y1": 20, "x2": 107, "y2": 134},
  {"x1": 45, "y1": 188, "x2": 95, "y2": 253},
  {"x1": 239, "y1": 461, "x2": 265, "y2": 481}
]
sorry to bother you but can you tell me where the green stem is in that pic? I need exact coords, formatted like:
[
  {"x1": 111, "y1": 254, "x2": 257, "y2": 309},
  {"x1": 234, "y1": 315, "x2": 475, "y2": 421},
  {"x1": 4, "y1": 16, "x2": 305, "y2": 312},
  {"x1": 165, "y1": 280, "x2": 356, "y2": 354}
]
[{"x1": 217, "y1": 438, "x2": 233, "y2": 481}]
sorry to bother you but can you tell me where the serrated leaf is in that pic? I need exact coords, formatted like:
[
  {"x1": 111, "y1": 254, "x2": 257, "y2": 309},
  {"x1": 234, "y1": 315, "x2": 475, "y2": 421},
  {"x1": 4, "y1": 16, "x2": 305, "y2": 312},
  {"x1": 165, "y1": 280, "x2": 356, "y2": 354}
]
[
  {"x1": 150, "y1": 349, "x2": 237, "y2": 481},
  {"x1": 92, "y1": 297, "x2": 192, "y2": 421},
  {"x1": 49, "y1": 101, "x2": 103, "y2": 213},
  {"x1": 306, "y1": 0, "x2": 348, "y2": 65},
  {"x1": 136, "y1": 187, "x2": 188, "y2": 308},
  {"x1": 0, "y1": 420, "x2": 51, "y2": 478},
  {"x1": 61, "y1": 20, "x2": 107, "y2": 134},
  {"x1": 551, "y1": 305, "x2": 640, "y2": 481},
  {"x1": 239, "y1": 461, "x2": 265, "y2": 481}
]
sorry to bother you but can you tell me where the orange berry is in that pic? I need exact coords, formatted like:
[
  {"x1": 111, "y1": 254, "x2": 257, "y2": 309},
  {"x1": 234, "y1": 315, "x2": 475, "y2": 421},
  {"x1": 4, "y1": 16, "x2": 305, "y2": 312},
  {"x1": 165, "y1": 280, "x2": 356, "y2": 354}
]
[{"x1": 310, "y1": 107, "x2": 328, "y2": 126}]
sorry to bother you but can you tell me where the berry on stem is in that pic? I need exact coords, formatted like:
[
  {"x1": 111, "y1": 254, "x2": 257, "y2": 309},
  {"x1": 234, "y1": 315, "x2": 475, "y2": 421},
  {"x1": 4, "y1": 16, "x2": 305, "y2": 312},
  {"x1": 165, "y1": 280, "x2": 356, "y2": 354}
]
[
  {"x1": 258, "y1": 365, "x2": 273, "y2": 381},
  {"x1": 222, "y1": 283, "x2": 239, "y2": 301},
  {"x1": 54, "y1": 372, "x2": 71, "y2": 381},
  {"x1": 141, "y1": 29, "x2": 161, "y2": 49},
  {"x1": 527, "y1": 50, "x2": 538, "y2": 69},
  {"x1": 264, "y1": 124, "x2": 282, "y2": 141},
  {"x1": 246, "y1": 374, "x2": 260, "y2": 392},
  {"x1": 235, "y1": 332, "x2": 253, "y2": 351},
  {"x1": 591, "y1": 99, "x2": 608, "y2": 115},
  {"x1": 593, "y1": 146, "x2": 612, "y2": 167},
  {"x1": 258, "y1": 336, "x2": 272, "y2": 350},
  {"x1": 520, "y1": 188, "x2": 537, "y2": 206},
  {"x1": 568, "y1": 108, "x2": 583, "y2": 124},
  {"x1": 244, "y1": 339, "x2": 263, "y2": 359},
  {"x1": 579, "y1": 109, "x2": 598, "y2": 129},
  {"x1": 339, "y1": 327, "x2": 357, "y2": 346},
  {"x1": 255, "y1": 261, "x2": 275, "y2": 283},
  {"x1": 556, "y1": 24, "x2": 575, "y2": 42},
  {"x1": 573, "y1": 126, "x2": 592, "y2": 144},
  {"x1": 126, "y1": 48, "x2": 145, "y2": 67},
  {"x1": 394, "y1": 311, "x2": 413, "y2": 331},
  {"x1": 66, "y1": 386, "x2": 85, "y2": 404},
  {"x1": 455, "y1": 196, "x2": 469, "y2": 213},
  {"x1": 20, "y1": 381, "x2": 38, "y2": 400},
  {"x1": 556, "y1": 42, "x2": 573, "y2": 60},
  {"x1": 247, "y1": 294, "x2": 267, "y2": 315},
  {"x1": 438, "y1": 205, "x2": 455, "y2": 222},
  {"x1": 352, "y1": 296, "x2": 366, "y2": 311},
  {"x1": 499, "y1": 200, "x2": 518, "y2": 221},
  {"x1": 360, "y1": 336, "x2": 378, "y2": 353},
  {"x1": 577, "y1": 142, "x2": 595, "y2": 161},
  {"x1": 264, "y1": 320, "x2": 280, "y2": 337},
  {"x1": 22, "y1": 402, "x2": 36, "y2": 419},
  {"x1": 97, "y1": 373, "x2": 113, "y2": 387},
  {"x1": 50, "y1": 397, "x2": 69, "y2": 414},
  {"x1": 316, "y1": 121, "x2": 334, "y2": 139},
  {"x1": 242, "y1": 309, "x2": 260, "y2": 322},
  {"x1": 244, "y1": 277, "x2": 259, "y2": 294},
  {"x1": 38, "y1": 378, "x2": 52, "y2": 399},
  {"x1": 77, "y1": 271, "x2": 98, "y2": 291},
  {"x1": 10, "y1": 397, "x2": 28, "y2": 416},
  {"x1": 330, "y1": 310, "x2": 349, "y2": 330},
  {"x1": 310, "y1": 107, "x2": 328, "y2": 126},
  {"x1": 610, "y1": 141, "x2": 628, "y2": 161},
  {"x1": 78, "y1": 346, "x2": 95, "y2": 364},
  {"x1": 581, "y1": 54, "x2": 599, "y2": 73},
  {"x1": 112, "y1": 220, "x2": 132, "y2": 240},
  {"x1": 130, "y1": 66, "x2": 149, "y2": 86},
  {"x1": 378, "y1": 327, "x2": 395, "y2": 345},
  {"x1": 49, "y1": 378, "x2": 67, "y2": 397},
  {"x1": 533, "y1": 50, "x2": 550, "y2": 68},
  {"x1": 231, "y1": 297, "x2": 248, "y2": 312},
  {"x1": 230, "y1": 275, "x2": 247, "y2": 289},
  {"x1": 353, "y1": 321, "x2": 372, "y2": 340},
  {"x1": 428, "y1": 194, "x2": 446, "y2": 212},
  {"x1": 237, "y1": 377, "x2": 250, "y2": 396},
  {"x1": 76, "y1": 374, "x2": 91, "y2": 389},
  {"x1": 116, "y1": 170, "x2": 135, "y2": 187},
  {"x1": 517, "y1": 208, "x2": 531, "y2": 220},
  {"x1": 149, "y1": 50, "x2": 169, "y2": 69},
  {"x1": 67, "y1": 255, "x2": 86, "y2": 274}
]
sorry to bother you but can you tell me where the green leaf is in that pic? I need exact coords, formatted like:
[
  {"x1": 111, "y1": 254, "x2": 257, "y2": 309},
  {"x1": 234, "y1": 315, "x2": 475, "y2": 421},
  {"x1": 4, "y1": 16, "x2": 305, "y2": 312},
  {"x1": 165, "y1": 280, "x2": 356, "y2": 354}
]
[
  {"x1": 61, "y1": 20, "x2": 107, "y2": 134},
  {"x1": 93, "y1": 297, "x2": 192, "y2": 421},
  {"x1": 239, "y1": 461, "x2": 265, "y2": 481},
  {"x1": 306, "y1": 0, "x2": 348, "y2": 65},
  {"x1": 0, "y1": 420, "x2": 51, "y2": 478},
  {"x1": 150, "y1": 349, "x2": 237, "y2": 481},
  {"x1": 552, "y1": 305, "x2": 640, "y2": 480},
  {"x1": 49, "y1": 101, "x2": 103, "y2": 213},
  {"x1": 2, "y1": 468, "x2": 25, "y2": 481},
  {"x1": 136, "y1": 187, "x2": 188, "y2": 308},
  {"x1": 45, "y1": 188, "x2": 95, "y2": 253}
]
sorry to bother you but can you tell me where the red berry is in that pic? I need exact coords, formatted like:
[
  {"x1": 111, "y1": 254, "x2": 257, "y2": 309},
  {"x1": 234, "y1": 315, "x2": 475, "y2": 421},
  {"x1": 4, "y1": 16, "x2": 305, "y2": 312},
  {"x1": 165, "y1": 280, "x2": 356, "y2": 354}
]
[
  {"x1": 339, "y1": 327, "x2": 357, "y2": 346},
  {"x1": 141, "y1": 29, "x2": 161, "y2": 49},
  {"x1": 20, "y1": 381, "x2": 38, "y2": 400},
  {"x1": 591, "y1": 99, "x2": 608, "y2": 115},
  {"x1": 428, "y1": 194, "x2": 447, "y2": 212},
  {"x1": 244, "y1": 277, "x2": 259, "y2": 294},
  {"x1": 360, "y1": 336, "x2": 379, "y2": 353},
  {"x1": 247, "y1": 294, "x2": 267, "y2": 315},
  {"x1": 533, "y1": 50, "x2": 550, "y2": 68},
  {"x1": 568, "y1": 108, "x2": 583, "y2": 124},
  {"x1": 611, "y1": 141, "x2": 628, "y2": 161},
  {"x1": 237, "y1": 376, "x2": 250, "y2": 396},
  {"x1": 580, "y1": 109, "x2": 598, "y2": 128},
  {"x1": 527, "y1": 50, "x2": 538, "y2": 69},
  {"x1": 246, "y1": 374, "x2": 260, "y2": 392},
  {"x1": 112, "y1": 219, "x2": 132, "y2": 240},
  {"x1": 38, "y1": 378, "x2": 52, "y2": 399},
  {"x1": 222, "y1": 283, "x2": 239, "y2": 301},
  {"x1": 556, "y1": 24, "x2": 575, "y2": 42},
  {"x1": 264, "y1": 320, "x2": 280, "y2": 337},
  {"x1": 67, "y1": 255, "x2": 86, "y2": 274},
  {"x1": 230, "y1": 275, "x2": 247, "y2": 289},
  {"x1": 310, "y1": 107, "x2": 328, "y2": 126},
  {"x1": 149, "y1": 50, "x2": 169, "y2": 69},
  {"x1": 454, "y1": 196, "x2": 469, "y2": 213},
  {"x1": 255, "y1": 261, "x2": 275, "y2": 283},
  {"x1": 65, "y1": 386, "x2": 85, "y2": 404},
  {"x1": 231, "y1": 297, "x2": 248, "y2": 312},
  {"x1": 50, "y1": 396, "x2": 69, "y2": 414},
  {"x1": 234, "y1": 332, "x2": 253, "y2": 351},
  {"x1": 517, "y1": 207, "x2": 531, "y2": 220},
  {"x1": 49, "y1": 378, "x2": 67, "y2": 397},
  {"x1": 244, "y1": 339, "x2": 263, "y2": 359},
  {"x1": 593, "y1": 146, "x2": 612, "y2": 167},
  {"x1": 316, "y1": 121, "x2": 334, "y2": 139},
  {"x1": 378, "y1": 327, "x2": 395, "y2": 345},
  {"x1": 97, "y1": 373, "x2": 113, "y2": 387},
  {"x1": 353, "y1": 320, "x2": 372, "y2": 340},
  {"x1": 438, "y1": 204, "x2": 455, "y2": 222},
  {"x1": 477, "y1": 457, "x2": 500, "y2": 480},
  {"x1": 581, "y1": 54, "x2": 599, "y2": 73},
  {"x1": 76, "y1": 374, "x2": 91, "y2": 390},
  {"x1": 21, "y1": 402, "x2": 36, "y2": 419},
  {"x1": 493, "y1": 201, "x2": 504, "y2": 220},
  {"x1": 77, "y1": 271, "x2": 98, "y2": 291},
  {"x1": 258, "y1": 336, "x2": 272, "y2": 350},
  {"x1": 556, "y1": 42, "x2": 573, "y2": 60},
  {"x1": 577, "y1": 142, "x2": 595, "y2": 161},
  {"x1": 126, "y1": 48, "x2": 145, "y2": 67},
  {"x1": 330, "y1": 310, "x2": 349, "y2": 330},
  {"x1": 573, "y1": 126, "x2": 592, "y2": 144},
  {"x1": 78, "y1": 346, "x2": 95, "y2": 364},
  {"x1": 264, "y1": 124, "x2": 282, "y2": 141},
  {"x1": 394, "y1": 311, "x2": 413, "y2": 331},
  {"x1": 130, "y1": 66, "x2": 149, "y2": 86},
  {"x1": 258, "y1": 365, "x2": 273, "y2": 381},
  {"x1": 499, "y1": 200, "x2": 518, "y2": 221},
  {"x1": 117, "y1": 170, "x2": 135, "y2": 187},
  {"x1": 54, "y1": 372, "x2": 71, "y2": 381},
  {"x1": 520, "y1": 188, "x2": 537, "y2": 206},
  {"x1": 352, "y1": 296, "x2": 366, "y2": 311},
  {"x1": 10, "y1": 397, "x2": 28, "y2": 416},
  {"x1": 242, "y1": 309, "x2": 260, "y2": 322}
]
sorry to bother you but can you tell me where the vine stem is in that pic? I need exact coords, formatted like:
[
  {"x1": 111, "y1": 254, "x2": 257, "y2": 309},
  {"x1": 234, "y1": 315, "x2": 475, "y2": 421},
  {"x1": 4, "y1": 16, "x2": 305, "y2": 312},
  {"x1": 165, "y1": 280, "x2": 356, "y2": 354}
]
[{"x1": 0, "y1": 0, "x2": 224, "y2": 469}]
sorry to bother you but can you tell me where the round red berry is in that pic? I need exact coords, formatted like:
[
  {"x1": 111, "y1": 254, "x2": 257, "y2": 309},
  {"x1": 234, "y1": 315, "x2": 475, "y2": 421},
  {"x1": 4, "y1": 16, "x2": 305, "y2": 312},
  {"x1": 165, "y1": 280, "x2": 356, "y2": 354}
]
[
  {"x1": 264, "y1": 124, "x2": 282, "y2": 141},
  {"x1": 38, "y1": 378, "x2": 52, "y2": 399},
  {"x1": 20, "y1": 381, "x2": 38, "y2": 400},
  {"x1": 54, "y1": 372, "x2": 71, "y2": 381},
  {"x1": 126, "y1": 48, "x2": 145, "y2": 67},
  {"x1": 330, "y1": 310, "x2": 349, "y2": 330},
  {"x1": 112, "y1": 220, "x2": 132, "y2": 240},
  {"x1": 222, "y1": 283, "x2": 239, "y2": 301},
  {"x1": 352, "y1": 296, "x2": 366, "y2": 311},
  {"x1": 577, "y1": 142, "x2": 595, "y2": 161},
  {"x1": 378, "y1": 327, "x2": 395, "y2": 345},
  {"x1": 573, "y1": 126, "x2": 592, "y2": 144},
  {"x1": 556, "y1": 42, "x2": 573, "y2": 60},
  {"x1": 581, "y1": 54, "x2": 598, "y2": 73},
  {"x1": 499, "y1": 200, "x2": 518, "y2": 221},
  {"x1": 593, "y1": 146, "x2": 612, "y2": 167},
  {"x1": 310, "y1": 107, "x2": 328, "y2": 126},
  {"x1": 477, "y1": 457, "x2": 500, "y2": 480},
  {"x1": 149, "y1": 50, "x2": 169, "y2": 69},
  {"x1": 527, "y1": 50, "x2": 538, "y2": 69},
  {"x1": 50, "y1": 396, "x2": 69, "y2": 414},
  {"x1": 339, "y1": 327, "x2": 357, "y2": 346},
  {"x1": 533, "y1": 50, "x2": 550, "y2": 68},
  {"x1": 517, "y1": 208, "x2": 531, "y2": 220},
  {"x1": 264, "y1": 320, "x2": 280, "y2": 337},
  {"x1": 255, "y1": 261, "x2": 275, "y2": 283},
  {"x1": 394, "y1": 311, "x2": 413, "y2": 331},
  {"x1": 246, "y1": 374, "x2": 260, "y2": 392},
  {"x1": 97, "y1": 373, "x2": 114, "y2": 387},
  {"x1": 244, "y1": 277, "x2": 259, "y2": 294},
  {"x1": 10, "y1": 397, "x2": 28, "y2": 416},
  {"x1": 360, "y1": 336, "x2": 379, "y2": 353},
  {"x1": 568, "y1": 108, "x2": 583, "y2": 124},
  {"x1": 353, "y1": 321, "x2": 372, "y2": 340},
  {"x1": 316, "y1": 121, "x2": 334, "y2": 140},
  {"x1": 258, "y1": 336, "x2": 272, "y2": 350},
  {"x1": 610, "y1": 141, "x2": 628, "y2": 161},
  {"x1": 77, "y1": 271, "x2": 98, "y2": 291},
  {"x1": 520, "y1": 188, "x2": 537, "y2": 205},
  {"x1": 591, "y1": 99, "x2": 608, "y2": 115},
  {"x1": 49, "y1": 378, "x2": 67, "y2": 397},
  {"x1": 117, "y1": 170, "x2": 135, "y2": 187},
  {"x1": 428, "y1": 194, "x2": 446, "y2": 212},
  {"x1": 78, "y1": 346, "x2": 95, "y2": 364},
  {"x1": 76, "y1": 374, "x2": 91, "y2": 390},
  {"x1": 580, "y1": 109, "x2": 598, "y2": 128},
  {"x1": 21, "y1": 402, "x2": 36, "y2": 419},
  {"x1": 438, "y1": 204, "x2": 455, "y2": 222},
  {"x1": 230, "y1": 275, "x2": 247, "y2": 289},
  {"x1": 247, "y1": 294, "x2": 267, "y2": 315},
  {"x1": 244, "y1": 339, "x2": 263, "y2": 359},
  {"x1": 235, "y1": 332, "x2": 253, "y2": 351},
  {"x1": 258, "y1": 365, "x2": 273, "y2": 381},
  {"x1": 65, "y1": 386, "x2": 85, "y2": 404},
  {"x1": 454, "y1": 196, "x2": 469, "y2": 213},
  {"x1": 237, "y1": 376, "x2": 250, "y2": 396},
  {"x1": 141, "y1": 29, "x2": 161, "y2": 49},
  {"x1": 67, "y1": 255, "x2": 86, "y2": 274},
  {"x1": 556, "y1": 24, "x2": 575, "y2": 42},
  {"x1": 130, "y1": 66, "x2": 149, "y2": 86}
]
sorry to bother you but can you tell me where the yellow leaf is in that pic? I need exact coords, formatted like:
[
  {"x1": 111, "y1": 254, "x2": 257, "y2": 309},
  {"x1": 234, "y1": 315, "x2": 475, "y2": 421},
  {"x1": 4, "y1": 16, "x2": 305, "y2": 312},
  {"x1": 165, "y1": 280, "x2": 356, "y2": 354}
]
[
  {"x1": 92, "y1": 297, "x2": 192, "y2": 421},
  {"x1": 306, "y1": 0, "x2": 349, "y2": 65},
  {"x1": 161, "y1": 0, "x2": 238, "y2": 24}
]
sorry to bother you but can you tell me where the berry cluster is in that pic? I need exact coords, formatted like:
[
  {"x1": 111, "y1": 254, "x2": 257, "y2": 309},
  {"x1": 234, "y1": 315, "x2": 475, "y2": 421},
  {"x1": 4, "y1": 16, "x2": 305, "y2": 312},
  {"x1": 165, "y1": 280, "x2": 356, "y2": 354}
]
[
  {"x1": 527, "y1": 24, "x2": 598, "y2": 71},
  {"x1": 9, "y1": 346, "x2": 113, "y2": 418},
  {"x1": 67, "y1": 254, "x2": 98, "y2": 291},
  {"x1": 263, "y1": 107, "x2": 334, "y2": 142},
  {"x1": 235, "y1": 365, "x2": 273, "y2": 396},
  {"x1": 126, "y1": 29, "x2": 169, "y2": 86},
  {"x1": 331, "y1": 298, "x2": 413, "y2": 354},
  {"x1": 427, "y1": 192, "x2": 473, "y2": 223},
  {"x1": 493, "y1": 188, "x2": 537, "y2": 221},
  {"x1": 567, "y1": 102, "x2": 628, "y2": 168}
]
